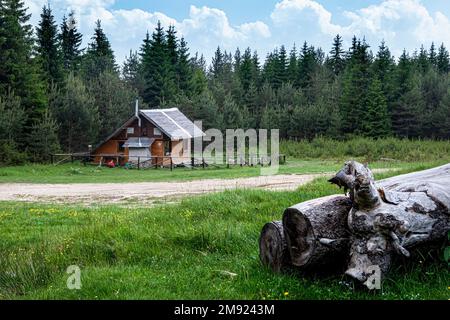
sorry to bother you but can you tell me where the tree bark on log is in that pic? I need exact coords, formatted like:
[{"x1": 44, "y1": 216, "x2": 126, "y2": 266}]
[
  {"x1": 282, "y1": 195, "x2": 352, "y2": 269},
  {"x1": 330, "y1": 161, "x2": 450, "y2": 287},
  {"x1": 259, "y1": 162, "x2": 450, "y2": 289},
  {"x1": 259, "y1": 221, "x2": 288, "y2": 272}
]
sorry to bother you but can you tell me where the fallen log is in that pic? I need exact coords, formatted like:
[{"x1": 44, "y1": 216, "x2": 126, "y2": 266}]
[
  {"x1": 259, "y1": 221, "x2": 288, "y2": 272},
  {"x1": 259, "y1": 162, "x2": 450, "y2": 289},
  {"x1": 330, "y1": 161, "x2": 450, "y2": 288},
  {"x1": 282, "y1": 195, "x2": 352, "y2": 269}
]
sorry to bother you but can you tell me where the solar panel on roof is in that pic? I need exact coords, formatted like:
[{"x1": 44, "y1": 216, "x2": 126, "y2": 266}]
[{"x1": 140, "y1": 108, "x2": 204, "y2": 139}]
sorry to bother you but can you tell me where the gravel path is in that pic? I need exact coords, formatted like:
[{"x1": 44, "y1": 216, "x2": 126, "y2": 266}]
[
  {"x1": 0, "y1": 174, "x2": 323, "y2": 205},
  {"x1": 0, "y1": 168, "x2": 396, "y2": 205}
]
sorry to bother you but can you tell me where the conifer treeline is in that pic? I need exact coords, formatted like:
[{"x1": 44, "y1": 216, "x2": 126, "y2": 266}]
[{"x1": 0, "y1": 1, "x2": 449, "y2": 164}]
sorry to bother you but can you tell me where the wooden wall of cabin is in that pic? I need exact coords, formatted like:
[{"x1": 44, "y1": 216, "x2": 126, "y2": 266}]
[
  {"x1": 92, "y1": 117, "x2": 165, "y2": 165},
  {"x1": 114, "y1": 117, "x2": 163, "y2": 140},
  {"x1": 171, "y1": 140, "x2": 191, "y2": 164},
  {"x1": 93, "y1": 140, "x2": 128, "y2": 165}
]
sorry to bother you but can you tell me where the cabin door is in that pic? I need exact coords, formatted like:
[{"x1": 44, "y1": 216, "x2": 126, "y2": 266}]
[
  {"x1": 128, "y1": 147, "x2": 151, "y2": 163},
  {"x1": 151, "y1": 140, "x2": 164, "y2": 165}
]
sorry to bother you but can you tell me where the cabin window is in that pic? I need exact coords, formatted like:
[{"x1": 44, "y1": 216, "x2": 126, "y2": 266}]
[
  {"x1": 127, "y1": 127, "x2": 134, "y2": 134},
  {"x1": 164, "y1": 140, "x2": 171, "y2": 156},
  {"x1": 117, "y1": 141, "x2": 125, "y2": 153},
  {"x1": 154, "y1": 127, "x2": 161, "y2": 136}
]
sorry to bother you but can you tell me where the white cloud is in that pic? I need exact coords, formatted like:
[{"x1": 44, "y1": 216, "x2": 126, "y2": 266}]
[
  {"x1": 25, "y1": 1, "x2": 271, "y2": 62},
  {"x1": 178, "y1": 5, "x2": 270, "y2": 51},
  {"x1": 271, "y1": 0, "x2": 343, "y2": 35},
  {"x1": 23, "y1": 0, "x2": 450, "y2": 64},
  {"x1": 270, "y1": 0, "x2": 450, "y2": 58}
]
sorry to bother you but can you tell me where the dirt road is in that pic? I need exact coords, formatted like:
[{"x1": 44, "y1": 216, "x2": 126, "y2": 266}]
[{"x1": 0, "y1": 174, "x2": 324, "y2": 205}]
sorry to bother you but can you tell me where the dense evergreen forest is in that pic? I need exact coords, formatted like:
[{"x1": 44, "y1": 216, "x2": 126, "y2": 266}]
[{"x1": 0, "y1": 1, "x2": 449, "y2": 164}]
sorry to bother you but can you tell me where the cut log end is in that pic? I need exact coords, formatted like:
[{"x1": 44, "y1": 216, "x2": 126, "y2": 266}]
[{"x1": 259, "y1": 221, "x2": 289, "y2": 272}]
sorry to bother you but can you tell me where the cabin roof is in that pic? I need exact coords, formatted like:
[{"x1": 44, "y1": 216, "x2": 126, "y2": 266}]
[
  {"x1": 140, "y1": 108, "x2": 204, "y2": 140},
  {"x1": 93, "y1": 108, "x2": 204, "y2": 153}
]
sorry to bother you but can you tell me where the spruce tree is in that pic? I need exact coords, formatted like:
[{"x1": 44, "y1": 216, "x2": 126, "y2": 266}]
[
  {"x1": 298, "y1": 42, "x2": 318, "y2": 89},
  {"x1": 372, "y1": 41, "x2": 395, "y2": 118},
  {"x1": 372, "y1": 41, "x2": 395, "y2": 93},
  {"x1": 393, "y1": 80, "x2": 424, "y2": 138},
  {"x1": 328, "y1": 34, "x2": 345, "y2": 76},
  {"x1": 244, "y1": 83, "x2": 258, "y2": 127},
  {"x1": 36, "y1": 5, "x2": 62, "y2": 87},
  {"x1": 176, "y1": 37, "x2": 193, "y2": 94},
  {"x1": 0, "y1": 89, "x2": 25, "y2": 144},
  {"x1": 340, "y1": 38, "x2": 372, "y2": 134},
  {"x1": 0, "y1": 90, "x2": 27, "y2": 164},
  {"x1": 287, "y1": 44, "x2": 298, "y2": 85},
  {"x1": 391, "y1": 50, "x2": 414, "y2": 136},
  {"x1": 429, "y1": 42, "x2": 437, "y2": 68},
  {"x1": 262, "y1": 52, "x2": 279, "y2": 89},
  {"x1": 251, "y1": 51, "x2": 261, "y2": 87},
  {"x1": 260, "y1": 105, "x2": 279, "y2": 130},
  {"x1": 222, "y1": 93, "x2": 243, "y2": 129},
  {"x1": 166, "y1": 25, "x2": 178, "y2": 85},
  {"x1": 140, "y1": 21, "x2": 175, "y2": 106},
  {"x1": 60, "y1": 11, "x2": 83, "y2": 72},
  {"x1": 50, "y1": 73, "x2": 99, "y2": 152},
  {"x1": 27, "y1": 109, "x2": 60, "y2": 162},
  {"x1": 239, "y1": 48, "x2": 254, "y2": 92},
  {"x1": 276, "y1": 45, "x2": 288, "y2": 85},
  {"x1": 234, "y1": 48, "x2": 241, "y2": 72},
  {"x1": 0, "y1": 0, "x2": 46, "y2": 124},
  {"x1": 192, "y1": 89, "x2": 221, "y2": 129},
  {"x1": 122, "y1": 50, "x2": 144, "y2": 93},
  {"x1": 437, "y1": 43, "x2": 450, "y2": 74},
  {"x1": 361, "y1": 78, "x2": 391, "y2": 138},
  {"x1": 210, "y1": 47, "x2": 224, "y2": 78},
  {"x1": 416, "y1": 45, "x2": 429, "y2": 73},
  {"x1": 432, "y1": 89, "x2": 450, "y2": 139},
  {"x1": 83, "y1": 20, "x2": 117, "y2": 80},
  {"x1": 91, "y1": 71, "x2": 137, "y2": 139},
  {"x1": 190, "y1": 67, "x2": 208, "y2": 97}
]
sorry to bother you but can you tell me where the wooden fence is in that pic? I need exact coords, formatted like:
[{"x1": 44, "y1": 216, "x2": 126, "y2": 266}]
[{"x1": 50, "y1": 153, "x2": 287, "y2": 170}]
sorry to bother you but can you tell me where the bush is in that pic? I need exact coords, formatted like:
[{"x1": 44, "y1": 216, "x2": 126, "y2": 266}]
[
  {"x1": 0, "y1": 141, "x2": 28, "y2": 166},
  {"x1": 280, "y1": 137, "x2": 450, "y2": 162}
]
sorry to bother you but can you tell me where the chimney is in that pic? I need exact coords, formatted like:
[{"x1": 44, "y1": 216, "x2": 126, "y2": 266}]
[{"x1": 135, "y1": 99, "x2": 141, "y2": 128}]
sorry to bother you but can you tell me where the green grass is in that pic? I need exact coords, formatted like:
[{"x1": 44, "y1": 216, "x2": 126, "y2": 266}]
[
  {"x1": 0, "y1": 166, "x2": 448, "y2": 300},
  {"x1": 281, "y1": 137, "x2": 450, "y2": 162},
  {"x1": 2, "y1": 137, "x2": 449, "y2": 184},
  {"x1": 0, "y1": 158, "x2": 449, "y2": 184}
]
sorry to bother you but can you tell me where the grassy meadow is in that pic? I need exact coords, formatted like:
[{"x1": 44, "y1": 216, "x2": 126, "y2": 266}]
[
  {"x1": 0, "y1": 159, "x2": 446, "y2": 184},
  {"x1": 0, "y1": 166, "x2": 448, "y2": 300},
  {"x1": 0, "y1": 138, "x2": 449, "y2": 300},
  {"x1": 1, "y1": 138, "x2": 450, "y2": 184}
]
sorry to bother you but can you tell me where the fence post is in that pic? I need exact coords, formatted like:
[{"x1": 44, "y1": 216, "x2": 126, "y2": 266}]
[
  {"x1": 50, "y1": 154, "x2": 54, "y2": 165},
  {"x1": 170, "y1": 157, "x2": 173, "y2": 171},
  {"x1": 138, "y1": 157, "x2": 140, "y2": 170}
]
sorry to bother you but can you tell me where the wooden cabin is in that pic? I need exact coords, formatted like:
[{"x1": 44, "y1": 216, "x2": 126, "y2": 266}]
[{"x1": 92, "y1": 107, "x2": 204, "y2": 167}]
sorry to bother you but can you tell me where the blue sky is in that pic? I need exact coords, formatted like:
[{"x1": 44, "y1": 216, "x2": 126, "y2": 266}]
[{"x1": 25, "y1": 0, "x2": 450, "y2": 64}]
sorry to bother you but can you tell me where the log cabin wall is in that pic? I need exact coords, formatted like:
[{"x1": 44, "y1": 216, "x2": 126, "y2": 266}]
[{"x1": 93, "y1": 117, "x2": 165, "y2": 164}]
